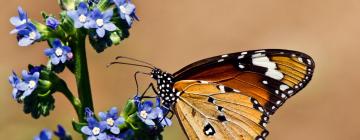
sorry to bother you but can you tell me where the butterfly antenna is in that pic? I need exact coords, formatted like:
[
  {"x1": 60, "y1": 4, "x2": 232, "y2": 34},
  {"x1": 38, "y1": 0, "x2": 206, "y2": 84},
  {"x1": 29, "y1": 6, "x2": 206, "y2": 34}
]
[
  {"x1": 107, "y1": 61, "x2": 154, "y2": 70},
  {"x1": 115, "y1": 56, "x2": 156, "y2": 68}
]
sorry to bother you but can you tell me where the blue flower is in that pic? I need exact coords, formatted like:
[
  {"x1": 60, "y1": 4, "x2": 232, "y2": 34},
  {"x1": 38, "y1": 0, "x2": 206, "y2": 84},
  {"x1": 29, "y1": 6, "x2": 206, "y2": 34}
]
[
  {"x1": 88, "y1": 8, "x2": 117, "y2": 38},
  {"x1": 44, "y1": 39, "x2": 72, "y2": 65},
  {"x1": 10, "y1": 70, "x2": 40, "y2": 101},
  {"x1": 137, "y1": 100, "x2": 157, "y2": 126},
  {"x1": 10, "y1": 6, "x2": 29, "y2": 34},
  {"x1": 81, "y1": 110, "x2": 108, "y2": 140},
  {"x1": 17, "y1": 23, "x2": 41, "y2": 46},
  {"x1": 54, "y1": 125, "x2": 69, "y2": 139},
  {"x1": 154, "y1": 98, "x2": 172, "y2": 127},
  {"x1": 113, "y1": 0, "x2": 138, "y2": 26},
  {"x1": 34, "y1": 129, "x2": 52, "y2": 140},
  {"x1": 67, "y1": 2, "x2": 91, "y2": 28},
  {"x1": 98, "y1": 107, "x2": 125, "y2": 135},
  {"x1": 9, "y1": 71, "x2": 21, "y2": 100},
  {"x1": 46, "y1": 17, "x2": 60, "y2": 30}
]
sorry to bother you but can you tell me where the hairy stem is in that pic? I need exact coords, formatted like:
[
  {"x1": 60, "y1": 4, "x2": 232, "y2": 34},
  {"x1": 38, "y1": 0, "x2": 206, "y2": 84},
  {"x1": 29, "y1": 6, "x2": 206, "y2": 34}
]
[{"x1": 72, "y1": 31, "x2": 94, "y2": 122}]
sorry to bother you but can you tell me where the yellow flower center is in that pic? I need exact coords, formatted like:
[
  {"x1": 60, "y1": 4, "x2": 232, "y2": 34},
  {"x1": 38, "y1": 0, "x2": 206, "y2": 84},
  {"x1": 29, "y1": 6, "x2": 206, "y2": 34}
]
[
  {"x1": 96, "y1": 19, "x2": 104, "y2": 27},
  {"x1": 29, "y1": 32, "x2": 36, "y2": 40},
  {"x1": 79, "y1": 14, "x2": 87, "y2": 23},
  {"x1": 106, "y1": 118, "x2": 114, "y2": 126},
  {"x1": 92, "y1": 127, "x2": 100, "y2": 135},
  {"x1": 28, "y1": 80, "x2": 36, "y2": 89},
  {"x1": 140, "y1": 110, "x2": 148, "y2": 119},
  {"x1": 55, "y1": 48, "x2": 63, "y2": 57}
]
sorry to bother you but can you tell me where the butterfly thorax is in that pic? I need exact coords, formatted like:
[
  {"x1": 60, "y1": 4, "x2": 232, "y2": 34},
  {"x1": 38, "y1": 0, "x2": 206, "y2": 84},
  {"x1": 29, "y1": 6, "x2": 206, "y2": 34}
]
[{"x1": 151, "y1": 68, "x2": 180, "y2": 108}]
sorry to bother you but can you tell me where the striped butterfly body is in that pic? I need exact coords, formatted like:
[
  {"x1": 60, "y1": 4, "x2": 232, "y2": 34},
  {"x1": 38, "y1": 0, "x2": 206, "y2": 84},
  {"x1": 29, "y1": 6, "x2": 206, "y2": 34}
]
[{"x1": 127, "y1": 49, "x2": 314, "y2": 140}]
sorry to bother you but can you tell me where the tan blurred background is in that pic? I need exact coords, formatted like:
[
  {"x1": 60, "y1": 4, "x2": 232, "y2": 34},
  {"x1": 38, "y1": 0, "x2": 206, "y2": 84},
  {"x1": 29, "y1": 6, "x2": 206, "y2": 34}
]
[{"x1": 1, "y1": 0, "x2": 360, "y2": 139}]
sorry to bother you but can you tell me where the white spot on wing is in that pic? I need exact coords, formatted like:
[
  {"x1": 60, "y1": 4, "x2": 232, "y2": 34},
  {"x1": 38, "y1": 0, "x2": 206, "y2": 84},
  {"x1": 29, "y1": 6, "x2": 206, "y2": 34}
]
[
  {"x1": 238, "y1": 64, "x2": 245, "y2": 69},
  {"x1": 307, "y1": 59, "x2": 312, "y2": 65},
  {"x1": 255, "y1": 50, "x2": 266, "y2": 53},
  {"x1": 219, "y1": 85, "x2": 225, "y2": 93},
  {"x1": 262, "y1": 80, "x2": 268, "y2": 84},
  {"x1": 221, "y1": 54, "x2": 228, "y2": 58},
  {"x1": 298, "y1": 57, "x2": 304, "y2": 63},
  {"x1": 217, "y1": 59, "x2": 224, "y2": 63},
  {"x1": 252, "y1": 57, "x2": 284, "y2": 80},
  {"x1": 280, "y1": 84, "x2": 289, "y2": 91},
  {"x1": 238, "y1": 55, "x2": 245, "y2": 59}
]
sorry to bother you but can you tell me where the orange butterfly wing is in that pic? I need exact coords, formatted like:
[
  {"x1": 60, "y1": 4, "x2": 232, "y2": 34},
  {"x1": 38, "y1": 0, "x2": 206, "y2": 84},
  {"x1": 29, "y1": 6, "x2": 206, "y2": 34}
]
[
  {"x1": 174, "y1": 80, "x2": 269, "y2": 140},
  {"x1": 174, "y1": 49, "x2": 315, "y2": 115}
]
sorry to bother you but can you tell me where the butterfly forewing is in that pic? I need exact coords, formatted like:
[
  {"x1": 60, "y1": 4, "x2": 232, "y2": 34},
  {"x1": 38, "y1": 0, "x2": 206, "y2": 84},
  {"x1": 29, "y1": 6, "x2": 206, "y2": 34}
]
[
  {"x1": 174, "y1": 49, "x2": 315, "y2": 115},
  {"x1": 174, "y1": 80, "x2": 269, "y2": 140}
]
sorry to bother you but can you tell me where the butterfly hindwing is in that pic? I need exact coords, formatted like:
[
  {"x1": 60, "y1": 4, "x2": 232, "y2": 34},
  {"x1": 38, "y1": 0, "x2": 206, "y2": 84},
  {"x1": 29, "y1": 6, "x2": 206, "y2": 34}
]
[
  {"x1": 174, "y1": 80, "x2": 269, "y2": 140},
  {"x1": 173, "y1": 49, "x2": 315, "y2": 115}
]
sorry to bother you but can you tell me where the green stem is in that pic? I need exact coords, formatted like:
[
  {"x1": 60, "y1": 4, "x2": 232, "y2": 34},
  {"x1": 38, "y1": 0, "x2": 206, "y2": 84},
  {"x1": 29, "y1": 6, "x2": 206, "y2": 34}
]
[
  {"x1": 57, "y1": 80, "x2": 82, "y2": 118},
  {"x1": 71, "y1": 31, "x2": 94, "y2": 123}
]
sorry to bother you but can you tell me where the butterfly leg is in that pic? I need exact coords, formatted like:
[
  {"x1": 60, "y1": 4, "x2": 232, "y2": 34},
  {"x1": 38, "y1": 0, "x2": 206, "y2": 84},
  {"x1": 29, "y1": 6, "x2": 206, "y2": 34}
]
[
  {"x1": 139, "y1": 83, "x2": 159, "y2": 100},
  {"x1": 134, "y1": 71, "x2": 152, "y2": 96}
]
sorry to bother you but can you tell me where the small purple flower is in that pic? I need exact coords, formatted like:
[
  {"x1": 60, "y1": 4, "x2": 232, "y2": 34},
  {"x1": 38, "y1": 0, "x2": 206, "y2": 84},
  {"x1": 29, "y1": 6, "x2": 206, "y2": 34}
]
[
  {"x1": 154, "y1": 98, "x2": 172, "y2": 127},
  {"x1": 81, "y1": 110, "x2": 108, "y2": 140},
  {"x1": 54, "y1": 125, "x2": 68, "y2": 139},
  {"x1": 46, "y1": 17, "x2": 60, "y2": 30},
  {"x1": 113, "y1": 0, "x2": 138, "y2": 26},
  {"x1": 34, "y1": 129, "x2": 52, "y2": 140},
  {"x1": 12, "y1": 70, "x2": 40, "y2": 101},
  {"x1": 17, "y1": 23, "x2": 41, "y2": 46},
  {"x1": 9, "y1": 71, "x2": 21, "y2": 100},
  {"x1": 137, "y1": 100, "x2": 157, "y2": 126},
  {"x1": 88, "y1": 8, "x2": 117, "y2": 38},
  {"x1": 67, "y1": 2, "x2": 91, "y2": 28},
  {"x1": 10, "y1": 6, "x2": 29, "y2": 34},
  {"x1": 98, "y1": 107, "x2": 125, "y2": 135},
  {"x1": 44, "y1": 39, "x2": 72, "y2": 65}
]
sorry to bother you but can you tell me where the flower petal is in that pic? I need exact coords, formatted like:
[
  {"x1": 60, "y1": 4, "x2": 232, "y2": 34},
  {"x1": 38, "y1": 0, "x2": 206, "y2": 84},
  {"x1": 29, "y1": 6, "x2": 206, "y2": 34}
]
[
  {"x1": 96, "y1": 28, "x2": 106, "y2": 38},
  {"x1": 103, "y1": 9, "x2": 113, "y2": 21},
  {"x1": 97, "y1": 133, "x2": 107, "y2": 140},
  {"x1": 44, "y1": 48, "x2": 54, "y2": 56},
  {"x1": 103, "y1": 23, "x2": 117, "y2": 31},
  {"x1": 144, "y1": 119, "x2": 155, "y2": 126},
  {"x1": 77, "y1": 2, "x2": 88, "y2": 15},
  {"x1": 67, "y1": 11, "x2": 79, "y2": 21},
  {"x1": 98, "y1": 112, "x2": 107, "y2": 120},
  {"x1": 18, "y1": 37, "x2": 33, "y2": 46},
  {"x1": 110, "y1": 126, "x2": 120, "y2": 134},
  {"x1": 81, "y1": 126, "x2": 93, "y2": 135},
  {"x1": 51, "y1": 56, "x2": 60, "y2": 65}
]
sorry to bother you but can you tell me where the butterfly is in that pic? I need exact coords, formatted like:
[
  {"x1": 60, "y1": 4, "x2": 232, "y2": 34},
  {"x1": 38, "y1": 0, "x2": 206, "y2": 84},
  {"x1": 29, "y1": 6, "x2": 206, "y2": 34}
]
[{"x1": 110, "y1": 49, "x2": 315, "y2": 140}]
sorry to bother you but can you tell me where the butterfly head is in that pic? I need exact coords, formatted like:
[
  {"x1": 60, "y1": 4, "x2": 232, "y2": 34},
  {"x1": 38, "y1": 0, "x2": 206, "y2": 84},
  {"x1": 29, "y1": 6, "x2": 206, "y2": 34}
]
[{"x1": 150, "y1": 68, "x2": 179, "y2": 107}]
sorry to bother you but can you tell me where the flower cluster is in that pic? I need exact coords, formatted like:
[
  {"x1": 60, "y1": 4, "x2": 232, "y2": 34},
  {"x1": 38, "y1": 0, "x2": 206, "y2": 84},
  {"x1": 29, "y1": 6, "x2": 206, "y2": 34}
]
[
  {"x1": 10, "y1": 7, "x2": 41, "y2": 46},
  {"x1": 8, "y1": 0, "x2": 139, "y2": 118},
  {"x1": 34, "y1": 125, "x2": 71, "y2": 140},
  {"x1": 74, "y1": 97, "x2": 172, "y2": 140},
  {"x1": 9, "y1": 67, "x2": 41, "y2": 102},
  {"x1": 136, "y1": 97, "x2": 172, "y2": 128},
  {"x1": 7, "y1": 0, "x2": 175, "y2": 139},
  {"x1": 80, "y1": 107, "x2": 129, "y2": 140}
]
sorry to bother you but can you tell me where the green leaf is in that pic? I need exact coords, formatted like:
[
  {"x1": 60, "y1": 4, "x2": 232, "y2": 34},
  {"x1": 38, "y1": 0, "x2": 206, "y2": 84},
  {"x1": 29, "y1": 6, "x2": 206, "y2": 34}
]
[
  {"x1": 110, "y1": 31, "x2": 121, "y2": 45},
  {"x1": 121, "y1": 99, "x2": 137, "y2": 118},
  {"x1": 72, "y1": 120, "x2": 87, "y2": 133}
]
